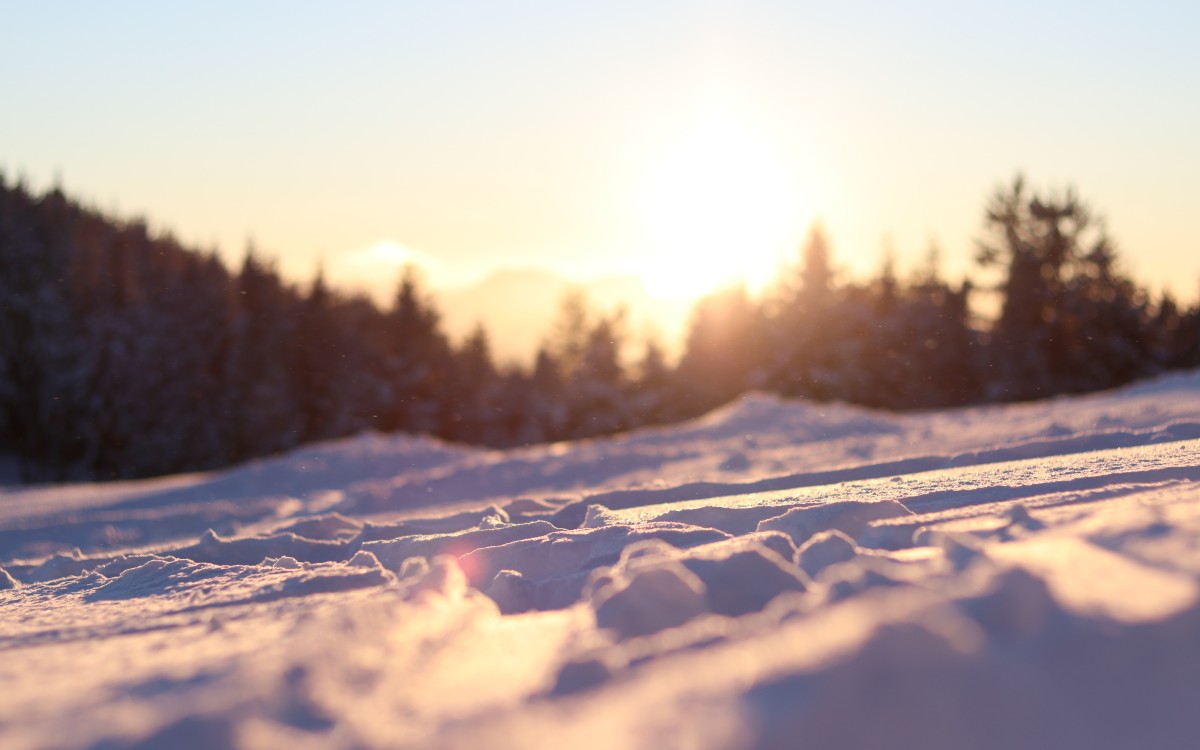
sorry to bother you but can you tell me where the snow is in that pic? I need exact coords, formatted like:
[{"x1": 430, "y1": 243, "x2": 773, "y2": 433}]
[{"x1": 3, "y1": 372, "x2": 1200, "y2": 748}]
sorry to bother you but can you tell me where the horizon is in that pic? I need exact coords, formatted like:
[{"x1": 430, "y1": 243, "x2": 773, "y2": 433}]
[{"x1": 1, "y1": 171, "x2": 1194, "y2": 368}]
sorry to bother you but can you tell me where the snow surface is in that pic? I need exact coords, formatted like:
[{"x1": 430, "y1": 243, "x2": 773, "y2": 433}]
[{"x1": 4, "y1": 372, "x2": 1200, "y2": 748}]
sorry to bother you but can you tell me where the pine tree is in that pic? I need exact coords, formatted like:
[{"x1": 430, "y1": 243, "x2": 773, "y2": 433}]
[
  {"x1": 0, "y1": 185, "x2": 89, "y2": 479},
  {"x1": 524, "y1": 347, "x2": 569, "y2": 442},
  {"x1": 567, "y1": 312, "x2": 631, "y2": 437},
  {"x1": 630, "y1": 338, "x2": 677, "y2": 426},
  {"x1": 291, "y1": 270, "x2": 350, "y2": 444},
  {"x1": 978, "y1": 176, "x2": 1155, "y2": 400},
  {"x1": 382, "y1": 266, "x2": 451, "y2": 435},
  {"x1": 226, "y1": 249, "x2": 305, "y2": 460},
  {"x1": 441, "y1": 324, "x2": 504, "y2": 444},
  {"x1": 676, "y1": 284, "x2": 765, "y2": 413},
  {"x1": 765, "y1": 224, "x2": 838, "y2": 399}
]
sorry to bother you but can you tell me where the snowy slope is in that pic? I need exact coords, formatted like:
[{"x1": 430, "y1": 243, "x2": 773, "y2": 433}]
[{"x1": 3, "y1": 372, "x2": 1200, "y2": 749}]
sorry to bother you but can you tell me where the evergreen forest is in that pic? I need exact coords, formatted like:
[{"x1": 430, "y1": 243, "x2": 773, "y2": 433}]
[{"x1": 2, "y1": 174, "x2": 1198, "y2": 482}]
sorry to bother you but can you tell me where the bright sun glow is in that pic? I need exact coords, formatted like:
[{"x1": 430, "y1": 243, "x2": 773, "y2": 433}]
[
  {"x1": 325, "y1": 239, "x2": 454, "y2": 303},
  {"x1": 635, "y1": 106, "x2": 807, "y2": 299}
]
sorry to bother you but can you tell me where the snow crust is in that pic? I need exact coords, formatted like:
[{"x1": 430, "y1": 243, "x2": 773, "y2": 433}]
[{"x1": 4, "y1": 372, "x2": 1200, "y2": 748}]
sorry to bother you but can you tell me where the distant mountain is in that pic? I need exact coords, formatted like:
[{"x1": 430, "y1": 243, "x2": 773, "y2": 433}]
[{"x1": 433, "y1": 268, "x2": 690, "y2": 364}]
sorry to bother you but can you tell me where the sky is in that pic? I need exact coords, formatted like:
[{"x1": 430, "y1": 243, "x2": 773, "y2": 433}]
[{"x1": 3, "y1": 1, "x2": 1199, "y2": 314}]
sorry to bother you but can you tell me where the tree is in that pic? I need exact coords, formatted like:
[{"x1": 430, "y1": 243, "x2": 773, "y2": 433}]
[
  {"x1": 765, "y1": 224, "x2": 839, "y2": 399},
  {"x1": 546, "y1": 288, "x2": 591, "y2": 378},
  {"x1": 676, "y1": 284, "x2": 766, "y2": 413},
  {"x1": 524, "y1": 347, "x2": 569, "y2": 442},
  {"x1": 0, "y1": 185, "x2": 87, "y2": 479},
  {"x1": 291, "y1": 269, "x2": 350, "y2": 444},
  {"x1": 381, "y1": 266, "x2": 451, "y2": 435},
  {"x1": 441, "y1": 324, "x2": 504, "y2": 444},
  {"x1": 977, "y1": 176, "x2": 1155, "y2": 400},
  {"x1": 629, "y1": 338, "x2": 677, "y2": 426},
  {"x1": 567, "y1": 311, "x2": 631, "y2": 437},
  {"x1": 226, "y1": 248, "x2": 304, "y2": 460}
]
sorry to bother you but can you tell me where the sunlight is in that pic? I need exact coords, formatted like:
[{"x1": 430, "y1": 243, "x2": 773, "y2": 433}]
[
  {"x1": 635, "y1": 105, "x2": 807, "y2": 299},
  {"x1": 322, "y1": 239, "x2": 448, "y2": 303},
  {"x1": 355, "y1": 239, "x2": 428, "y2": 267}
]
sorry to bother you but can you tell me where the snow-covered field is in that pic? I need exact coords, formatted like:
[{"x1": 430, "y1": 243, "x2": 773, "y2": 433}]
[{"x1": 4, "y1": 373, "x2": 1200, "y2": 749}]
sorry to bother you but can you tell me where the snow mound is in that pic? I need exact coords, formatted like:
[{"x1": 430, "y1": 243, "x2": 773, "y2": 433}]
[
  {"x1": 757, "y1": 499, "x2": 914, "y2": 546},
  {"x1": 2, "y1": 370, "x2": 1200, "y2": 748}
]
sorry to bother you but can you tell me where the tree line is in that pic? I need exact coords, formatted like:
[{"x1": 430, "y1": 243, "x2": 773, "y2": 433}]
[{"x1": 1, "y1": 174, "x2": 1198, "y2": 481}]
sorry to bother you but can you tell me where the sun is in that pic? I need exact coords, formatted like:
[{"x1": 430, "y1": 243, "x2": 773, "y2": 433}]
[{"x1": 635, "y1": 107, "x2": 806, "y2": 299}]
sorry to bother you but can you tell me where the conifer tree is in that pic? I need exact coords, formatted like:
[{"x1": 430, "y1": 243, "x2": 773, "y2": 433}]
[
  {"x1": 676, "y1": 284, "x2": 765, "y2": 413},
  {"x1": 442, "y1": 324, "x2": 504, "y2": 444},
  {"x1": 630, "y1": 339, "x2": 676, "y2": 426},
  {"x1": 569, "y1": 312, "x2": 631, "y2": 437},
  {"x1": 0, "y1": 185, "x2": 86, "y2": 479},
  {"x1": 978, "y1": 176, "x2": 1154, "y2": 400},
  {"x1": 524, "y1": 347, "x2": 569, "y2": 442},
  {"x1": 766, "y1": 224, "x2": 838, "y2": 399},
  {"x1": 383, "y1": 266, "x2": 450, "y2": 435},
  {"x1": 227, "y1": 249, "x2": 304, "y2": 460}
]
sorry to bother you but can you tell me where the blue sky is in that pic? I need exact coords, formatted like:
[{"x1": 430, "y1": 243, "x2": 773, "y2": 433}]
[{"x1": 3, "y1": 1, "x2": 1198, "y2": 303}]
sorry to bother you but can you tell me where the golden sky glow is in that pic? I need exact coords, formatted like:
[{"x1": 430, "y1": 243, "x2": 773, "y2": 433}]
[
  {"x1": 634, "y1": 98, "x2": 809, "y2": 298},
  {"x1": 3, "y1": 1, "x2": 1199, "y2": 330}
]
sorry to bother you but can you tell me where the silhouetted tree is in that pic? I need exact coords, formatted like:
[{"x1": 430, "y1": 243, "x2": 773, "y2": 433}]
[
  {"x1": 441, "y1": 324, "x2": 505, "y2": 444},
  {"x1": 524, "y1": 347, "x2": 569, "y2": 442},
  {"x1": 766, "y1": 224, "x2": 839, "y2": 399},
  {"x1": 977, "y1": 176, "x2": 1156, "y2": 400},
  {"x1": 0, "y1": 185, "x2": 86, "y2": 479},
  {"x1": 567, "y1": 311, "x2": 631, "y2": 436},
  {"x1": 676, "y1": 284, "x2": 766, "y2": 413},
  {"x1": 382, "y1": 266, "x2": 451, "y2": 435},
  {"x1": 227, "y1": 249, "x2": 304, "y2": 460},
  {"x1": 630, "y1": 339, "x2": 676, "y2": 426},
  {"x1": 0, "y1": 176, "x2": 1194, "y2": 483}
]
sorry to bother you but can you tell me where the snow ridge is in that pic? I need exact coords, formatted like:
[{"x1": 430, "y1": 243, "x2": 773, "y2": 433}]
[{"x1": 2, "y1": 372, "x2": 1200, "y2": 748}]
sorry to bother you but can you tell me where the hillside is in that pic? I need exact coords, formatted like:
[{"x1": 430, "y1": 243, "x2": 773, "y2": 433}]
[{"x1": 3, "y1": 372, "x2": 1200, "y2": 748}]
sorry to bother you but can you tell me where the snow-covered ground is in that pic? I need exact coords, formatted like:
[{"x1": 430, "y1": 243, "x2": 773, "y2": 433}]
[{"x1": 3, "y1": 372, "x2": 1200, "y2": 749}]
